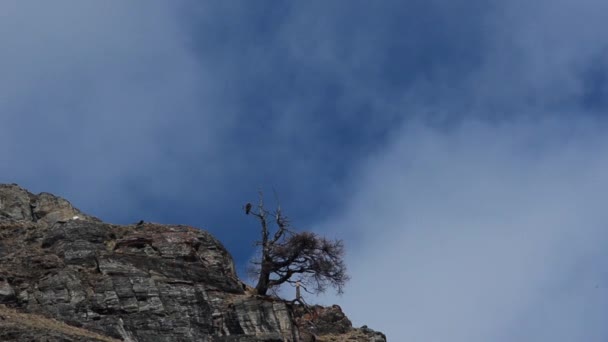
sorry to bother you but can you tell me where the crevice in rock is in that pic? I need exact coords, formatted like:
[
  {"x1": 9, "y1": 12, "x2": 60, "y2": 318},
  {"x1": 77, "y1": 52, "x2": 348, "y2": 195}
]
[{"x1": 28, "y1": 197, "x2": 38, "y2": 223}]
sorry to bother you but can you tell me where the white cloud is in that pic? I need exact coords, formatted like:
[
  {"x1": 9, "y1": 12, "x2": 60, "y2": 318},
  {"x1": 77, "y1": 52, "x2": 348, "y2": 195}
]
[
  {"x1": 313, "y1": 120, "x2": 608, "y2": 341},
  {"x1": 307, "y1": 1, "x2": 608, "y2": 339},
  {"x1": 235, "y1": 2, "x2": 608, "y2": 339}
]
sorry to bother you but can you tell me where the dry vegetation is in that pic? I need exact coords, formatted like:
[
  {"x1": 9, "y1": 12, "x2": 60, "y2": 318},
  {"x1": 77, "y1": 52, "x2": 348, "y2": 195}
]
[
  {"x1": 314, "y1": 330, "x2": 379, "y2": 342},
  {"x1": 0, "y1": 305, "x2": 121, "y2": 342}
]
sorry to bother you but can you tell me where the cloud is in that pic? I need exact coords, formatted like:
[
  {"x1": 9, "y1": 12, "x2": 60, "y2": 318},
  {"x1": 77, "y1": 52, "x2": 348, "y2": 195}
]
[
  {"x1": 309, "y1": 0, "x2": 608, "y2": 340},
  {"x1": 0, "y1": 1, "x2": 256, "y2": 222},
  {"x1": 313, "y1": 119, "x2": 608, "y2": 341},
  {"x1": 468, "y1": 0, "x2": 608, "y2": 113}
]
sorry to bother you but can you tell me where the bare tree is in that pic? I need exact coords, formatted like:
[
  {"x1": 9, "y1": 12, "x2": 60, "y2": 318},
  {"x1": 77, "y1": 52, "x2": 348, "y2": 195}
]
[{"x1": 246, "y1": 192, "x2": 349, "y2": 296}]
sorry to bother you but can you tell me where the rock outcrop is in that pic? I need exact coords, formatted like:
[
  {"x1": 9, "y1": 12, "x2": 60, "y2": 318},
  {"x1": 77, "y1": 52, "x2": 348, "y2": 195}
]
[{"x1": 0, "y1": 184, "x2": 385, "y2": 341}]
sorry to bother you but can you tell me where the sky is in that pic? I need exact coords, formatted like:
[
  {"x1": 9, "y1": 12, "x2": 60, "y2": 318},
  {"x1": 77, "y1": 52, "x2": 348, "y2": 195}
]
[{"x1": 1, "y1": 1, "x2": 608, "y2": 341}]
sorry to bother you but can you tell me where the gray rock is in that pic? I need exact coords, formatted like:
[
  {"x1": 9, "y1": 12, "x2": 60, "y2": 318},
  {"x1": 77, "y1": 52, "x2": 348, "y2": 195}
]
[
  {"x1": 0, "y1": 279, "x2": 15, "y2": 303},
  {"x1": 0, "y1": 184, "x2": 386, "y2": 341},
  {"x1": 0, "y1": 184, "x2": 33, "y2": 221}
]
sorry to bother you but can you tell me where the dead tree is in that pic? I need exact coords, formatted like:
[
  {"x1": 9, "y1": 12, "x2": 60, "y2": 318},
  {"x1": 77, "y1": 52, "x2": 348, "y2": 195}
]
[{"x1": 246, "y1": 192, "x2": 349, "y2": 296}]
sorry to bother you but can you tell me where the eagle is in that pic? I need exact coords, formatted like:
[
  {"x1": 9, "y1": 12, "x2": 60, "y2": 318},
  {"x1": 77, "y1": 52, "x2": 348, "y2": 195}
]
[{"x1": 245, "y1": 202, "x2": 252, "y2": 215}]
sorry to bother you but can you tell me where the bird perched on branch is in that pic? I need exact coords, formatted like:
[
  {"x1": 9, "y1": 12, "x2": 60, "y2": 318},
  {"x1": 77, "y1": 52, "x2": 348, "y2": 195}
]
[{"x1": 245, "y1": 203, "x2": 252, "y2": 215}]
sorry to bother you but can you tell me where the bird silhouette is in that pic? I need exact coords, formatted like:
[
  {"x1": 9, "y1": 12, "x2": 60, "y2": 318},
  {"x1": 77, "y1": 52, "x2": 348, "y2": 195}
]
[{"x1": 245, "y1": 203, "x2": 252, "y2": 215}]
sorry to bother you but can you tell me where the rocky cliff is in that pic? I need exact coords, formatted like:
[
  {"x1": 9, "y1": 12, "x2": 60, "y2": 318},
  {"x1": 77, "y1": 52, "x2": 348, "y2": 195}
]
[{"x1": 0, "y1": 184, "x2": 385, "y2": 342}]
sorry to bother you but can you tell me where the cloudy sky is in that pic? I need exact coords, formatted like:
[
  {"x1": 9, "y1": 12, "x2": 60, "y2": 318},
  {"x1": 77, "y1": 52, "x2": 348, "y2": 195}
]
[{"x1": 2, "y1": 1, "x2": 608, "y2": 340}]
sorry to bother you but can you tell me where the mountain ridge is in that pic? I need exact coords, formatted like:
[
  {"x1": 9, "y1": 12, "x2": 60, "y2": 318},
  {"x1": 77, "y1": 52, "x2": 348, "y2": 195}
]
[{"x1": 0, "y1": 183, "x2": 385, "y2": 342}]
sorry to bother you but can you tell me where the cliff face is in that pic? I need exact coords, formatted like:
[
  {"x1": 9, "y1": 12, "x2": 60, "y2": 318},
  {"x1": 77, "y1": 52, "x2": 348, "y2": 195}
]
[{"x1": 0, "y1": 184, "x2": 385, "y2": 342}]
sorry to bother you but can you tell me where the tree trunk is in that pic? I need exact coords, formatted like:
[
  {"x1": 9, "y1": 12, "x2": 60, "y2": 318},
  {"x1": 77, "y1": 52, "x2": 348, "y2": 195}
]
[{"x1": 255, "y1": 260, "x2": 272, "y2": 295}]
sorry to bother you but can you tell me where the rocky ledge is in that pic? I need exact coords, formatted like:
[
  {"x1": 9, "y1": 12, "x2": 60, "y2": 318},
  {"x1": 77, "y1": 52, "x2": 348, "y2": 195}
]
[{"x1": 0, "y1": 184, "x2": 385, "y2": 342}]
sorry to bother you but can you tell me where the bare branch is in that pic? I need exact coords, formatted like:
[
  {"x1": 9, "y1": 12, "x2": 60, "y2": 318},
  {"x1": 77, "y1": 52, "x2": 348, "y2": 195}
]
[{"x1": 248, "y1": 192, "x2": 349, "y2": 297}]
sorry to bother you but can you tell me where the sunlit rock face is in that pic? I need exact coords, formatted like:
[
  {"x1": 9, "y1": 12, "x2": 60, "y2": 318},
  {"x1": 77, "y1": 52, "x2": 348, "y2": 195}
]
[{"x1": 0, "y1": 184, "x2": 385, "y2": 342}]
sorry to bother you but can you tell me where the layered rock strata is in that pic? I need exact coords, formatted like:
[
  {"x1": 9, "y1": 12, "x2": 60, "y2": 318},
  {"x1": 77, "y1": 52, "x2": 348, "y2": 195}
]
[{"x1": 0, "y1": 184, "x2": 385, "y2": 341}]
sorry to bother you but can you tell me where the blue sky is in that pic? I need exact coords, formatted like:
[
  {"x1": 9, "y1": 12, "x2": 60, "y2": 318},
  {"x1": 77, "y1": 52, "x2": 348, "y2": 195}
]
[{"x1": 2, "y1": 1, "x2": 608, "y2": 340}]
